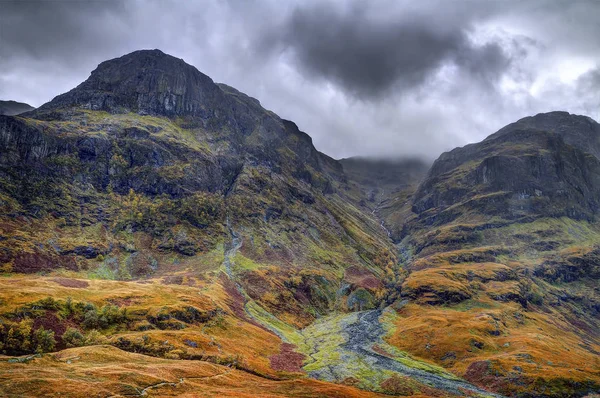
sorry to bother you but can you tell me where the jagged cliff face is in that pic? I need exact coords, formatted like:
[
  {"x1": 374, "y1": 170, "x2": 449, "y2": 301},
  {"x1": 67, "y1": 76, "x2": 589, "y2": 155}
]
[
  {"x1": 0, "y1": 50, "x2": 393, "y2": 327},
  {"x1": 29, "y1": 50, "x2": 340, "y2": 185},
  {"x1": 36, "y1": 49, "x2": 224, "y2": 118},
  {"x1": 0, "y1": 50, "x2": 341, "y2": 202},
  {"x1": 413, "y1": 112, "x2": 600, "y2": 226}
]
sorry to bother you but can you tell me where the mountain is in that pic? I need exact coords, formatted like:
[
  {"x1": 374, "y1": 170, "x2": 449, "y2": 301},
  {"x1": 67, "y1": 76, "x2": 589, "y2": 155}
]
[
  {"x1": 0, "y1": 50, "x2": 599, "y2": 398},
  {"x1": 0, "y1": 49, "x2": 395, "y2": 326},
  {"x1": 397, "y1": 111, "x2": 600, "y2": 396},
  {"x1": 0, "y1": 50, "x2": 411, "y2": 396},
  {"x1": 0, "y1": 100, "x2": 34, "y2": 115},
  {"x1": 413, "y1": 111, "x2": 600, "y2": 226}
]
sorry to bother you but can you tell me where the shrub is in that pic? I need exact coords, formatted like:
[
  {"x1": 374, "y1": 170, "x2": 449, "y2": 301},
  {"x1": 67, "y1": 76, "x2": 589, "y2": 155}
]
[
  {"x1": 33, "y1": 327, "x2": 56, "y2": 353},
  {"x1": 98, "y1": 304, "x2": 126, "y2": 328},
  {"x1": 82, "y1": 309, "x2": 100, "y2": 329},
  {"x1": 62, "y1": 327, "x2": 86, "y2": 347},
  {"x1": 1, "y1": 320, "x2": 32, "y2": 354},
  {"x1": 84, "y1": 330, "x2": 107, "y2": 345}
]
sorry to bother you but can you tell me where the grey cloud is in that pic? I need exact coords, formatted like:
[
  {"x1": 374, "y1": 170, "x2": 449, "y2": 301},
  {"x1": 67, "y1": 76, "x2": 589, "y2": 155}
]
[
  {"x1": 0, "y1": 0, "x2": 127, "y2": 64},
  {"x1": 260, "y1": 2, "x2": 512, "y2": 99}
]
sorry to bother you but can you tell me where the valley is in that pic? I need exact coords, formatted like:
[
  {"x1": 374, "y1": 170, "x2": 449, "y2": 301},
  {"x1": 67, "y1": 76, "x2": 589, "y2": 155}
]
[{"x1": 0, "y1": 49, "x2": 599, "y2": 397}]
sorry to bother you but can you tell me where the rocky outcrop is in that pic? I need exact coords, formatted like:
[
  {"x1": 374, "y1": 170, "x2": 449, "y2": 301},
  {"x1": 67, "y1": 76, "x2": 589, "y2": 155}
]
[
  {"x1": 413, "y1": 115, "x2": 600, "y2": 225},
  {"x1": 26, "y1": 50, "x2": 341, "y2": 186},
  {"x1": 0, "y1": 50, "x2": 348, "y2": 202},
  {"x1": 34, "y1": 50, "x2": 224, "y2": 119}
]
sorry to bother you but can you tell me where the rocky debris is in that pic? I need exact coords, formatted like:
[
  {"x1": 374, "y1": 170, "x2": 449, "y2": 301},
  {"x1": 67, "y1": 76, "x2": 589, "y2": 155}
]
[
  {"x1": 7, "y1": 354, "x2": 41, "y2": 363},
  {"x1": 327, "y1": 310, "x2": 504, "y2": 397}
]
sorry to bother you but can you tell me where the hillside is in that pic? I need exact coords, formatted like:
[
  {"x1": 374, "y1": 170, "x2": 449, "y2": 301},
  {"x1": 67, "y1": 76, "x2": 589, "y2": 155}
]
[
  {"x1": 0, "y1": 50, "x2": 599, "y2": 398},
  {"x1": 0, "y1": 100, "x2": 34, "y2": 116},
  {"x1": 395, "y1": 112, "x2": 600, "y2": 396}
]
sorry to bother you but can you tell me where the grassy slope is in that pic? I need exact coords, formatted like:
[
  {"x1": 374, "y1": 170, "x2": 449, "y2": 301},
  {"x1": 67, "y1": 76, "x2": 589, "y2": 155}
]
[
  {"x1": 0, "y1": 109, "x2": 410, "y2": 396},
  {"x1": 385, "y1": 210, "x2": 600, "y2": 397},
  {"x1": 3, "y1": 108, "x2": 600, "y2": 397},
  {"x1": 0, "y1": 345, "x2": 387, "y2": 398}
]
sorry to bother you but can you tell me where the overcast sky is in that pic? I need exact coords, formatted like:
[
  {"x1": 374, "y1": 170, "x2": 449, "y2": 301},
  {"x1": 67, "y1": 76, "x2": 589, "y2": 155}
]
[{"x1": 1, "y1": 0, "x2": 599, "y2": 160}]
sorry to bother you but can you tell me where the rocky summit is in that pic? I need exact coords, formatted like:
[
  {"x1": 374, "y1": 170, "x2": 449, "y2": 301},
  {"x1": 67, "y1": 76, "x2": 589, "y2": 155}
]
[{"x1": 0, "y1": 50, "x2": 599, "y2": 398}]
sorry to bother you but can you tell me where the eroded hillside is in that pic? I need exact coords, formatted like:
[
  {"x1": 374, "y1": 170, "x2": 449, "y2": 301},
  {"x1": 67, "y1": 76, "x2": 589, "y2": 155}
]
[{"x1": 0, "y1": 50, "x2": 599, "y2": 398}]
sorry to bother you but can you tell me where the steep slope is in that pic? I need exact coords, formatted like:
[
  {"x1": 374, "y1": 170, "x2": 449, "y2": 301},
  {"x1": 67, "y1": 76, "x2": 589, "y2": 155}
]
[
  {"x1": 1, "y1": 50, "x2": 455, "y2": 397},
  {"x1": 0, "y1": 100, "x2": 34, "y2": 115},
  {"x1": 340, "y1": 157, "x2": 429, "y2": 241},
  {"x1": 0, "y1": 50, "x2": 397, "y2": 326},
  {"x1": 412, "y1": 113, "x2": 600, "y2": 227},
  {"x1": 383, "y1": 112, "x2": 600, "y2": 397},
  {"x1": 3, "y1": 49, "x2": 598, "y2": 397}
]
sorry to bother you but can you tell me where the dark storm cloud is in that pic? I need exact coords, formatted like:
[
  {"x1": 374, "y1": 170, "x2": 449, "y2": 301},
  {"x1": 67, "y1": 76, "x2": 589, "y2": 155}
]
[
  {"x1": 0, "y1": 0, "x2": 127, "y2": 64},
  {"x1": 260, "y1": 2, "x2": 512, "y2": 99}
]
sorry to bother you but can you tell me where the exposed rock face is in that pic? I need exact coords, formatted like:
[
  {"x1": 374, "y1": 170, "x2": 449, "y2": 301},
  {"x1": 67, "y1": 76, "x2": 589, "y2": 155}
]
[
  {"x1": 0, "y1": 114, "x2": 225, "y2": 198},
  {"x1": 35, "y1": 49, "x2": 223, "y2": 118},
  {"x1": 0, "y1": 100, "x2": 34, "y2": 116},
  {"x1": 3, "y1": 50, "x2": 342, "y2": 199},
  {"x1": 32, "y1": 50, "x2": 341, "y2": 179},
  {"x1": 487, "y1": 111, "x2": 600, "y2": 159},
  {"x1": 413, "y1": 113, "x2": 600, "y2": 225}
]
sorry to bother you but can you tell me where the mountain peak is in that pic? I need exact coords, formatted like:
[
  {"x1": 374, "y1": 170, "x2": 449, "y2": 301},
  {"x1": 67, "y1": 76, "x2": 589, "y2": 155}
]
[
  {"x1": 35, "y1": 49, "x2": 223, "y2": 118},
  {"x1": 486, "y1": 110, "x2": 600, "y2": 159}
]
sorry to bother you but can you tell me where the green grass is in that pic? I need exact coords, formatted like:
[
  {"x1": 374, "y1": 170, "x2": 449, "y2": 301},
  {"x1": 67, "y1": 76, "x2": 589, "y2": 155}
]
[
  {"x1": 245, "y1": 300, "x2": 303, "y2": 345},
  {"x1": 232, "y1": 253, "x2": 263, "y2": 273}
]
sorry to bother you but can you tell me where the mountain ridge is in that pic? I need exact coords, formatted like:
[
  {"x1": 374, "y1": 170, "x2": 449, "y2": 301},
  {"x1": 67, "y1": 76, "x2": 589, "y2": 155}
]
[
  {"x1": 0, "y1": 49, "x2": 599, "y2": 398},
  {"x1": 0, "y1": 100, "x2": 35, "y2": 116}
]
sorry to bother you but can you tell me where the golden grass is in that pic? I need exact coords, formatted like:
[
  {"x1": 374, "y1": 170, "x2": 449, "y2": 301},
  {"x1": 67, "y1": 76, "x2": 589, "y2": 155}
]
[
  {"x1": 386, "y1": 301, "x2": 600, "y2": 395},
  {"x1": 0, "y1": 275, "x2": 283, "y2": 377},
  {"x1": 0, "y1": 345, "x2": 386, "y2": 397}
]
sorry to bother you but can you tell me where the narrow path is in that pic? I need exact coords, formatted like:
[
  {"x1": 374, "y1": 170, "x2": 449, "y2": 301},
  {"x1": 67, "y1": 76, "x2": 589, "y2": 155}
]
[
  {"x1": 136, "y1": 369, "x2": 233, "y2": 397},
  {"x1": 139, "y1": 378, "x2": 184, "y2": 396}
]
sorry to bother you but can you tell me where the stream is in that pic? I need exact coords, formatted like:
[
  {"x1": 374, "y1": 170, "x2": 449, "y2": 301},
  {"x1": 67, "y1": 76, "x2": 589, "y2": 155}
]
[{"x1": 338, "y1": 310, "x2": 506, "y2": 397}]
